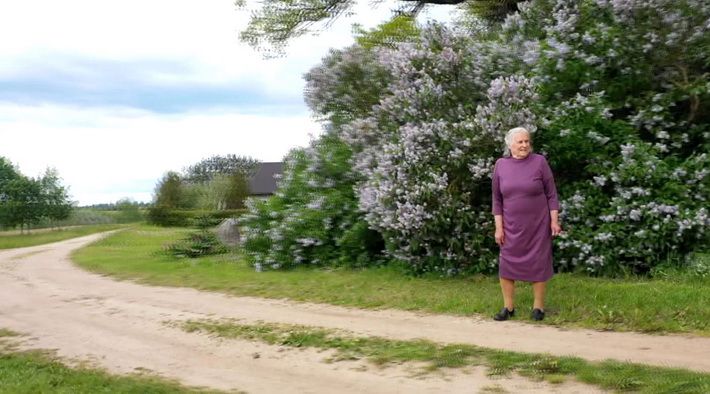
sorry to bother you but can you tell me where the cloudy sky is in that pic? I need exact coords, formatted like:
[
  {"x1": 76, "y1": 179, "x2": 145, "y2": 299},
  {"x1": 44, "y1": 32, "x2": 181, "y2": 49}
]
[{"x1": 0, "y1": 0, "x2": 454, "y2": 206}]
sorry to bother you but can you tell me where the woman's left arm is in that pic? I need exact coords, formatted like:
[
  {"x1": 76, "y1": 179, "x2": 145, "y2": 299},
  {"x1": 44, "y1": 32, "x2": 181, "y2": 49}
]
[
  {"x1": 541, "y1": 157, "x2": 562, "y2": 237},
  {"x1": 550, "y1": 210, "x2": 561, "y2": 236}
]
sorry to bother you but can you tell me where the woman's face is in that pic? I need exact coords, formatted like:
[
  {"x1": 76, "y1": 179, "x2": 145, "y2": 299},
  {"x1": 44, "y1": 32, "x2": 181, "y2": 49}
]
[{"x1": 509, "y1": 131, "x2": 531, "y2": 159}]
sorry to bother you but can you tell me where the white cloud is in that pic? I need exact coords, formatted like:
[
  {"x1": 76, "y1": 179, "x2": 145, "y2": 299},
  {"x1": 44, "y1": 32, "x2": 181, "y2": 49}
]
[
  {"x1": 0, "y1": 1, "x2": 454, "y2": 93},
  {"x1": 1, "y1": 103, "x2": 322, "y2": 204},
  {"x1": 0, "y1": 0, "x2": 456, "y2": 206}
]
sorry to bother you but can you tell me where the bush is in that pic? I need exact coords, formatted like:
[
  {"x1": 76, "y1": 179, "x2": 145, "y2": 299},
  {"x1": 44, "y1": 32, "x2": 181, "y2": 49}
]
[
  {"x1": 115, "y1": 199, "x2": 145, "y2": 223},
  {"x1": 348, "y1": 0, "x2": 709, "y2": 276},
  {"x1": 243, "y1": 0, "x2": 710, "y2": 277},
  {"x1": 556, "y1": 141, "x2": 709, "y2": 275},
  {"x1": 512, "y1": 0, "x2": 710, "y2": 275},
  {"x1": 165, "y1": 230, "x2": 228, "y2": 258},
  {"x1": 163, "y1": 230, "x2": 228, "y2": 258},
  {"x1": 147, "y1": 207, "x2": 191, "y2": 227},
  {"x1": 240, "y1": 135, "x2": 385, "y2": 271},
  {"x1": 191, "y1": 209, "x2": 246, "y2": 227},
  {"x1": 161, "y1": 209, "x2": 242, "y2": 258},
  {"x1": 348, "y1": 29, "x2": 527, "y2": 275},
  {"x1": 147, "y1": 207, "x2": 245, "y2": 227}
]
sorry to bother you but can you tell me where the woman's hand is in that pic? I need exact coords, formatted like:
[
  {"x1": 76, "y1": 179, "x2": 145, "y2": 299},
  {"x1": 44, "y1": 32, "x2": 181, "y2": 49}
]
[
  {"x1": 494, "y1": 214, "x2": 504, "y2": 246},
  {"x1": 551, "y1": 221, "x2": 562, "y2": 237},
  {"x1": 495, "y1": 228, "x2": 505, "y2": 246}
]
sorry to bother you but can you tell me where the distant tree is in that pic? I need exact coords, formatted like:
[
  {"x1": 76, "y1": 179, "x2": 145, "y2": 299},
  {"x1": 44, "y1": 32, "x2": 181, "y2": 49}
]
[
  {"x1": 4, "y1": 176, "x2": 42, "y2": 232},
  {"x1": 224, "y1": 172, "x2": 250, "y2": 209},
  {"x1": 154, "y1": 171, "x2": 186, "y2": 209},
  {"x1": 81, "y1": 201, "x2": 151, "y2": 210},
  {"x1": 190, "y1": 175, "x2": 230, "y2": 211},
  {"x1": 37, "y1": 168, "x2": 72, "y2": 226},
  {"x1": 0, "y1": 157, "x2": 22, "y2": 228},
  {"x1": 0, "y1": 159, "x2": 72, "y2": 231},
  {"x1": 187, "y1": 172, "x2": 250, "y2": 211},
  {"x1": 115, "y1": 198, "x2": 144, "y2": 223},
  {"x1": 0, "y1": 157, "x2": 20, "y2": 188},
  {"x1": 182, "y1": 155, "x2": 258, "y2": 184}
]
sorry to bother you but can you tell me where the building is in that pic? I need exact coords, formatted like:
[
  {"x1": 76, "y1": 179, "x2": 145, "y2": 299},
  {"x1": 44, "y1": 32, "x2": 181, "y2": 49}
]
[{"x1": 248, "y1": 162, "x2": 283, "y2": 197}]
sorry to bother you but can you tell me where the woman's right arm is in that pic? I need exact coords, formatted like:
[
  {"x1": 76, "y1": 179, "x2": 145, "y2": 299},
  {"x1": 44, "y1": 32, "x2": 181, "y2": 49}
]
[
  {"x1": 492, "y1": 161, "x2": 504, "y2": 245},
  {"x1": 494, "y1": 215, "x2": 504, "y2": 245}
]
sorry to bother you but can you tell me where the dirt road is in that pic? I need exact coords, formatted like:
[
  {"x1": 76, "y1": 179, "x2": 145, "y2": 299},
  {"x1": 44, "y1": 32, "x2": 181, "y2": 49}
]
[{"x1": 1, "y1": 233, "x2": 708, "y2": 393}]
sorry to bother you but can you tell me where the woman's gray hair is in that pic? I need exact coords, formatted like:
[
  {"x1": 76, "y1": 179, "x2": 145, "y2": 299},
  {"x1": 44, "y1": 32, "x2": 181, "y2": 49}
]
[{"x1": 503, "y1": 127, "x2": 532, "y2": 157}]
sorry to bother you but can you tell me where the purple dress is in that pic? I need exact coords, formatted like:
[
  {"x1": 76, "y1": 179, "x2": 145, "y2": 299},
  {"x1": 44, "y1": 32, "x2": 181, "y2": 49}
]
[{"x1": 492, "y1": 153, "x2": 560, "y2": 282}]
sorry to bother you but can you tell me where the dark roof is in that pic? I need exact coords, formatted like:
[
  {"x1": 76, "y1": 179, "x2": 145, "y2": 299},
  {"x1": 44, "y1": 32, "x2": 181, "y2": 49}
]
[{"x1": 249, "y1": 162, "x2": 283, "y2": 196}]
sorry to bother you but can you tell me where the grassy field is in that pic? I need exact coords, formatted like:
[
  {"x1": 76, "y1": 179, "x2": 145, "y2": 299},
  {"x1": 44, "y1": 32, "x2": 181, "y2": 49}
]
[
  {"x1": 180, "y1": 319, "x2": 710, "y2": 393},
  {"x1": 71, "y1": 225, "x2": 710, "y2": 335},
  {"x1": 0, "y1": 329, "x2": 220, "y2": 393},
  {"x1": 0, "y1": 224, "x2": 127, "y2": 250}
]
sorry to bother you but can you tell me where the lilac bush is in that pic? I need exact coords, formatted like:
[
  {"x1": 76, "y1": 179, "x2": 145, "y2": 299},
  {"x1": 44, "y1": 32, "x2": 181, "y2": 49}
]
[
  {"x1": 505, "y1": 0, "x2": 710, "y2": 274},
  {"x1": 242, "y1": 0, "x2": 709, "y2": 276},
  {"x1": 240, "y1": 45, "x2": 389, "y2": 270},
  {"x1": 347, "y1": 26, "x2": 523, "y2": 274},
  {"x1": 304, "y1": 45, "x2": 392, "y2": 128},
  {"x1": 556, "y1": 141, "x2": 709, "y2": 274},
  {"x1": 239, "y1": 134, "x2": 384, "y2": 270}
]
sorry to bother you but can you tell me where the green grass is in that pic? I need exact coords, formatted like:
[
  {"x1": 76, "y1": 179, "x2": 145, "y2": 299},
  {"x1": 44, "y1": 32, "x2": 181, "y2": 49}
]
[
  {"x1": 0, "y1": 329, "x2": 19, "y2": 338},
  {"x1": 181, "y1": 319, "x2": 710, "y2": 393},
  {"x1": 0, "y1": 224, "x2": 128, "y2": 250},
  {"x1": 0, "y1": 329, "x2": 221, "y2": 394},
  {"x1": 72, "y1": 225, "x2": 710, "y2": 335}
]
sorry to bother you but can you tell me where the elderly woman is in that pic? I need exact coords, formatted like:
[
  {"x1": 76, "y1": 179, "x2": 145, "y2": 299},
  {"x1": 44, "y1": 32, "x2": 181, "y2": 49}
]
[{"x1": 491, "y1": 127, "x2": 561, "y2": 321}]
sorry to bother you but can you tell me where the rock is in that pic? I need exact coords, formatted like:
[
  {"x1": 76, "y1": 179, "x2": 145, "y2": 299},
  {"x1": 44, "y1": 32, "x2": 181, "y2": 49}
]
[{"x1": 215, "y1": 218, "x2": 240, "y2": 247}]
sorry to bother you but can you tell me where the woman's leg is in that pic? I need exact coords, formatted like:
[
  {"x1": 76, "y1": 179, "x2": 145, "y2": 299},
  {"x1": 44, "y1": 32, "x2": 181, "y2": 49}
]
[
  {"x1": 532, "y1": 281, "x2": 546, "y2": 310},
  {"x1": 500, "y1": 277, "x2": 515, "y2": 310}
]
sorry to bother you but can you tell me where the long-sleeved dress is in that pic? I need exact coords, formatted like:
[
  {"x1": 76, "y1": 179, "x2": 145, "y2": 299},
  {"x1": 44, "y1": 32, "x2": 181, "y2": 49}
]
[{"x1": 492, "y1": 153, "x2": 560, "y2": 282}]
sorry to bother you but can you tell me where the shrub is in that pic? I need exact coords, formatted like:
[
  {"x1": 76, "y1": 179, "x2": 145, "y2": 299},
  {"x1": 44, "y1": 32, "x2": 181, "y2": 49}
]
[
  {"x1": 163, "y1": 230, "x2": 228, "y2": 258},
  {"x1": 147, "y1": 208, "x2": 245, "y2": 227},
  {"x1": 161, "y1": 210, "x2": 242, "y2": 258},
  {"x1": 240, "y1": 135, "x2": 384, "y2": 270},
  {"x1": 510, "y1": 0, "x2": 710, "y2": 275},
  {"x1": 244, "y1": 0, "x2": 710, "y2": 277},
  {"x1": 147, "y1": 206, "x2": 192, "y2": 227},
  {"x1": 348, "y1": 0, "x2": 710, "y2": 276}
]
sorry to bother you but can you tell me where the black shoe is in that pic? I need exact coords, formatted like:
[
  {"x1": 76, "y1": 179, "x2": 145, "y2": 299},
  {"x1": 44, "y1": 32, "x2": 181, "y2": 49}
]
[
  {"x1": 532, "y1": 308, "x2": 545, "y2": 321},
  {"x1": 494, "y1": 308, "x2": 515, "y2": 321}
]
